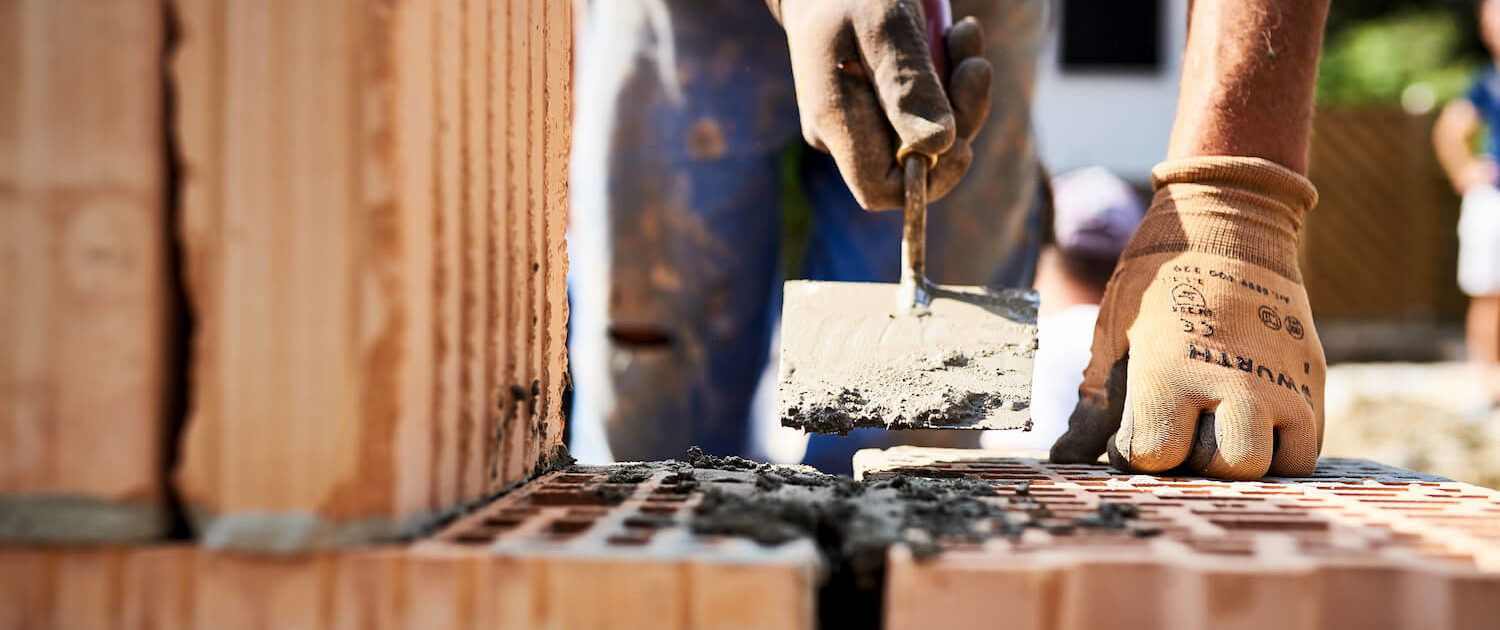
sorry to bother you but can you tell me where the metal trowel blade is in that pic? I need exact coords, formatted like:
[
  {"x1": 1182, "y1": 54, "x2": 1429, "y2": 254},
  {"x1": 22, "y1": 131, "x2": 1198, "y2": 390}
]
[{"x1": 776, "y1": 279, "x2": 1039, "y2": 434}]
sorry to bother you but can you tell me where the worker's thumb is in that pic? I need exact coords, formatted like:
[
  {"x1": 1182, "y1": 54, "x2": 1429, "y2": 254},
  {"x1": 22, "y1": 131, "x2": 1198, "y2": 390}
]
[
  {"x1": 1050, "y1": 287, "x2": 1139, "y2": 463},
  {"x1": 1050, "y1": 355, "x2": 1127, "y2": 465}
]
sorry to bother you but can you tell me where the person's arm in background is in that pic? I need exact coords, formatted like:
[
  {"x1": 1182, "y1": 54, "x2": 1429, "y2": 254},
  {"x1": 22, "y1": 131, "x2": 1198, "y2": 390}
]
[
  {"x1": 763, "y1": 0, "x2": 993, "y2": 210},
  {"x1": 1434, "y1": 99, "x2": 1497, "y2": 194},
  {"x1": 1052, "y1": 0, "x2": 1333, "y2": 479}
]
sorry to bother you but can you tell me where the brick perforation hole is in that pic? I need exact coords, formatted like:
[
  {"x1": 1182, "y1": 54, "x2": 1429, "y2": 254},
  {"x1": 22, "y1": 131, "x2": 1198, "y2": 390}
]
[
  {"x1": 428, "y1": 468, "x2": 731, "y2": 551},
  {"x1": 428, "y1": 457, "x2": 1498, "y2": 580}
]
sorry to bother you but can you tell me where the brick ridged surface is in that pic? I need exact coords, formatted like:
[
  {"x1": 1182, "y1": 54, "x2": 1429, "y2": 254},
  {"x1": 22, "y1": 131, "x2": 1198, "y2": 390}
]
[
  {"x1": 858, "y1": 447, "x2": 1500, "y2": 630},
  {"x1": 420, "y1": 468, "x2": 822, "y2": 630},
  {"x1": 0, "y1": 471, "x2": 820, "y2": 630},
  {"x1": 173, "y1": 0, "x2": 573, "y2": 549},
  {"x1": 1, "y1": 0, "x2": 169, "y2": 542},
  {"x1": 1, "y1": 545, "x2": 569, "y2": 630}
]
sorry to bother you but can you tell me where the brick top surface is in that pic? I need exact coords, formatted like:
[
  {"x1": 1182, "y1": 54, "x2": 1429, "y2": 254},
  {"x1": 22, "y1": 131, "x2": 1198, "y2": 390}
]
[
  {"x1": 855, "y1": 447, "x2": 1500, "y2": 574},
  {"x1": 419, "y1": 466, "x2": 823, "y2": 568}
]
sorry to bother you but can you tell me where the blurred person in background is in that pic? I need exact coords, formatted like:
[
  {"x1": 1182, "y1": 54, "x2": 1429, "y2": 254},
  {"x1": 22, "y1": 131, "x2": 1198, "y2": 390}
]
[
  {"x1": 984, "y1": 167, "x2": 1145, "y2": 452},
  {"x1": 1434, "y1": 0, "x2": 1500, "y2": 409}
]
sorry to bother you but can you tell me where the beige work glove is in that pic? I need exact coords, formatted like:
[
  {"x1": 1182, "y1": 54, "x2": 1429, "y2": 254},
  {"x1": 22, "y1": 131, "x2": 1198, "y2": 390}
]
[
  {"x1": 768, "y1": 0, "x2": 992, "y2": 210},
  {"x1": 1050, "y1": 157, "x2": 1326, "y2": 480}
]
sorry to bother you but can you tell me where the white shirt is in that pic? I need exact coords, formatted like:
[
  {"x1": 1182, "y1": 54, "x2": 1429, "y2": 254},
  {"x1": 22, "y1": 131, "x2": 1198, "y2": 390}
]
[{"x1": 982, "y1": 304, "x2": 1099, "y2": 452}]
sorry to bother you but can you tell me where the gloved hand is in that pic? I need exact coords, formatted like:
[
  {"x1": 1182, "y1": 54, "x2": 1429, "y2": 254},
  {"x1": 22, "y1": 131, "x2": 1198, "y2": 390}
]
[
  {"x1": 769, "y1": 0, "x2": 991, "y2": 210},
  {"x1": 1050, "y1": 157, "x2": 1326, "y2": 480}
]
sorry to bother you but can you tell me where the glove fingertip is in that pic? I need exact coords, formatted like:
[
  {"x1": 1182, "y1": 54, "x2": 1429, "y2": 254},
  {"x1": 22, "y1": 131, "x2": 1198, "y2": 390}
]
[
  {"x1": 950, "y1": 57, "x2": 992, "y2": 141},
  {"x1": 1267, "y1": 416, "x2": 1320, "y2": 477},
  {"x1": 1050, "y1": 394, "x2": 1120, "y2": 465},
  {"x1": 1049, "y1": 434, "x2": 1101, "y2": 465},
  {"x1": 1106, "y1": 434, "x2": 1129, "y2": 471},
  {"x1": 947, "y1": 16, "x2": 985, "y2": 61},
  {"x1": 894, "y1": 112, "x2": 956, "y2": 158},
  {"x1": 1181, "y1": 411, "x2": 1219, "y2": 473}
]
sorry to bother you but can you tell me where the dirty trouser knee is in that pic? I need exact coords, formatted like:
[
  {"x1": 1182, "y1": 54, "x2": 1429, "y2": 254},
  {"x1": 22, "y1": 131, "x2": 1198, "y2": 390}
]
[
  {"x1": 568, "y1": 0, "x2": 800, "y2": 463},
  {"x1": 797, "y1": 0, "x2": 1048, "y2": 474}
]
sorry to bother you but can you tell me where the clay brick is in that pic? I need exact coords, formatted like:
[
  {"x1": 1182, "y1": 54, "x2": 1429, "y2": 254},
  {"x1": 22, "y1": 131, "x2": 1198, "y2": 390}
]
[
  {"x1": 120, "y1": 547, "x2": 197, "y2": 630},
  {"x1": 0, "y1": 0, "x2": 169, "y2": 542},
  {"x1": 0, "y1": 546, "x2": 196, "y2": 629},
  {"x1": 0, "y1": 470, "x2": 819, "y2": 629},
  {"x1": 172, "y1": 0, "x2": 571, "y2": 550},
  {"x1": 419, "y1": 468, "x2": 823, "y2": 630},
  {"x1": 859, "y1": 447, "x2": 1500, "y2": 630}
]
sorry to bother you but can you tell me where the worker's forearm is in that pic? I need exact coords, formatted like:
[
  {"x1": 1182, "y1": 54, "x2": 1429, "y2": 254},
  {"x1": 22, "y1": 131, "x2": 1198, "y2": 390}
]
[{"x1": 1168, "y1": 0, "x2": 1331, "y2": 175}]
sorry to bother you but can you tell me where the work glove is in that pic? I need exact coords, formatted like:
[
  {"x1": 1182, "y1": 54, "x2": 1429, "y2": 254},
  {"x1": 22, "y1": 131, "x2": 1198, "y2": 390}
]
[
  {"x1": 1050, "y1": 157, "x2": 1326, "y2": 480},
  {"x1": 769, "y1": 0, "x2": 992, "y2": 210}
]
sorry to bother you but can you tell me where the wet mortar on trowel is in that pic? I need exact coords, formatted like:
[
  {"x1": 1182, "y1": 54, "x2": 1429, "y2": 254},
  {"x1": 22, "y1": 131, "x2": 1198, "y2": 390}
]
[{"x1": 778, "y1": 283, "x2": 1041, "y2": 434}]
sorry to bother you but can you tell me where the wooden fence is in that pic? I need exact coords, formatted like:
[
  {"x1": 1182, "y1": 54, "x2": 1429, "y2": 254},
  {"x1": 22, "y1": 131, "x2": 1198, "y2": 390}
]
[{"x1": 1302, "y1": 106, "x2": 1466, "y2": 322}]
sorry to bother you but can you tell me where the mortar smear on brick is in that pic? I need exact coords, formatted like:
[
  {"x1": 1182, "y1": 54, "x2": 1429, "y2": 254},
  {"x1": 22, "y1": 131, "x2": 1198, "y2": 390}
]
[{"x1": 858, "y1": 447, "x2": 1500, "y2": 630}]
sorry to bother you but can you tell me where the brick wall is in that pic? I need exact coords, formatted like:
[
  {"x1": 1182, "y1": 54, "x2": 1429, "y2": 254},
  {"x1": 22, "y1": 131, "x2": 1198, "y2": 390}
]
[
  {"x1": 171, "y1": 0, "x2": 572, "y2": 548},
  {"x1": 0, "y1": 0, "x2": 171, "y2": 542},
  {"x1": 1, "y1": 0, "x2": 573, "y2": 549}
]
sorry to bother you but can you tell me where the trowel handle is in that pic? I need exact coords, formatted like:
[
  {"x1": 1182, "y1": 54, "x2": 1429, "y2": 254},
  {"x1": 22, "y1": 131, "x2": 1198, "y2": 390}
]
[
  {"x1": 921, "y1": 0, "x2": 952, "y2": 84},
  {"x1": 895, "y1": 0, "x2": 948, "y2": 315}
]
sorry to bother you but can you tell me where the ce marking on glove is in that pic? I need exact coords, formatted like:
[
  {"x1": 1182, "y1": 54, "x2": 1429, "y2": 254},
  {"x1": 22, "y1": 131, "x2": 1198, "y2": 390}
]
[
  {"x1": 1258, "y1": 305, "x2": 1305, "y2": 340},
  {"x1": 1170, "y1": 284, "x2": 1213, "y2": 316},
  {"x1": 1258, "y1": 305, "x2": 1282, "y2": 331},
  {"x1": 1180, "y1": 318, "x2": 1215, "y2": 337}
]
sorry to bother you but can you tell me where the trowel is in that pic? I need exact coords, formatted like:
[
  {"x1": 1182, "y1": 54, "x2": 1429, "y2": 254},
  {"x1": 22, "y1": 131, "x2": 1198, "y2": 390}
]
[{"x1": 777, "y1": 0, "x2": 1039, "y2": 435}]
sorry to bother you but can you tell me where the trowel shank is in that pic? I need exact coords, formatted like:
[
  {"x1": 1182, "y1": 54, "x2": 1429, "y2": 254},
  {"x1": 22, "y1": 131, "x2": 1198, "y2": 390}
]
[{"x1": 899, "y1": 155, "x2": 930, "y2": 316}]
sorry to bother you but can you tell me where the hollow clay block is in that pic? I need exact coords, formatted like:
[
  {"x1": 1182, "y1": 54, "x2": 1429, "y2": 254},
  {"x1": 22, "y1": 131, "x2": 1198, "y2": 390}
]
[
  {"x1": 0, "y1": 0, "x2": 169, "y2": 542},
  {"x1": 420, "y1": 466, "x2": 823, "y2": 630},
  {"x1": 856, "y1": 448, "x2": 1500, "y2": 630},
  {"x1": 171, "y1": 0, "x2": 572, "y2": 551}
]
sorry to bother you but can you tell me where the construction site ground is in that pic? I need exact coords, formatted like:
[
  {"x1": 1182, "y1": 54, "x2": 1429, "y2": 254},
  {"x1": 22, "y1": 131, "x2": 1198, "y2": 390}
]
[{"x1": 1323, "y1": 361, "x2": 1500, "y2": 488}]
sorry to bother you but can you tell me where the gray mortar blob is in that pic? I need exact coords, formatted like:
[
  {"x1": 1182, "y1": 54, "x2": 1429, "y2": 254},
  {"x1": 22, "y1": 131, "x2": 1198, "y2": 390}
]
[{"x1": 778, "y1": 281, "x2": 1040, "y2": 433}]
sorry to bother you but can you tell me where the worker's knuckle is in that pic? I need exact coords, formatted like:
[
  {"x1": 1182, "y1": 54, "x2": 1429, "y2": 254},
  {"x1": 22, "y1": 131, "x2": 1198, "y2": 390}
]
[{"x1": 854, "y1": 190, "x2": 898, "y2": 211}]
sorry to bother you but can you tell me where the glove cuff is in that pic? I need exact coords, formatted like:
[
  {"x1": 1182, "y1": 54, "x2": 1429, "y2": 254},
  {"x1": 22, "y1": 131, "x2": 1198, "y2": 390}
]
[
  {"x1": 1150, "y1": 156, "x2": 1318, "y2": 225},
  {"x1": 1124, "y1": 156, "x2": 1319, "y2": 282}
]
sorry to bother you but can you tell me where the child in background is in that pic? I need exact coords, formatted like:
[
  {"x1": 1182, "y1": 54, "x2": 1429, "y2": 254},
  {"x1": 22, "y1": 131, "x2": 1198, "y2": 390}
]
[{"x1": 1433, "y1": 0, "x2": 1500, "y2": 410}]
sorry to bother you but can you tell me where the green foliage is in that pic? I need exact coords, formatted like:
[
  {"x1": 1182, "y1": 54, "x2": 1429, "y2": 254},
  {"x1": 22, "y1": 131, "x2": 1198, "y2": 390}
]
[
  {"x1": 1317, "y1": 10, "x2": 1484, "y2": 106},
  {"x1": 779, "y1": 142, "x2": 813, "y2": 279}
]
